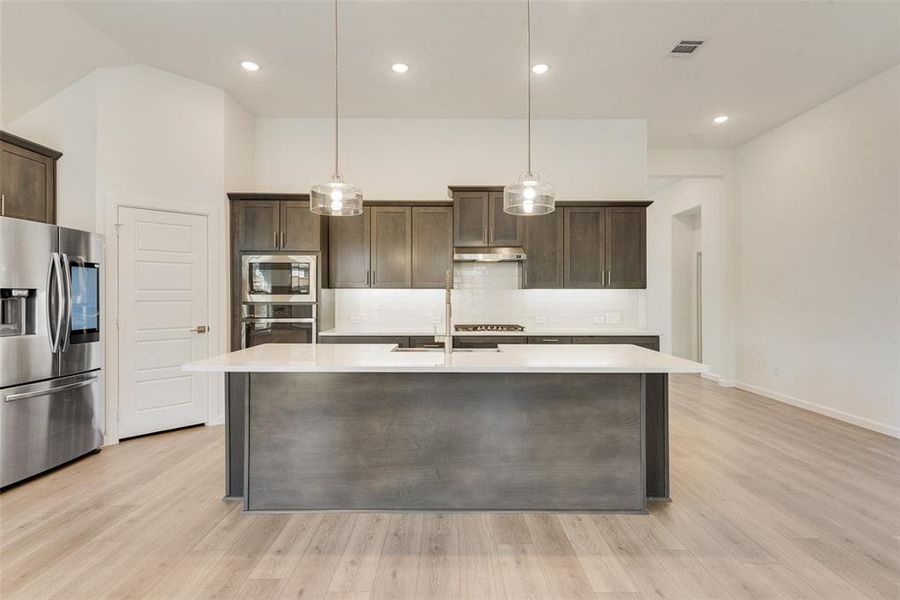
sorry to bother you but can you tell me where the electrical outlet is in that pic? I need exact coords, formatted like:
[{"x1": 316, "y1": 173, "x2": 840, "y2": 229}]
[
  {"x1": 593, "y1": 315, "x2": 605, "y2": 324},
  {"x1": 605, "y1": 312, "x2": 622, "y2": 324},
  {"x1": 535, "y1": 316, "x2": 547, "y2": 324}
]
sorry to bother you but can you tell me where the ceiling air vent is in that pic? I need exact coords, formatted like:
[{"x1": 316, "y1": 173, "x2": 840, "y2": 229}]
[{"x1": 670, "y1": 40, "x2": 705, "y2": 56}]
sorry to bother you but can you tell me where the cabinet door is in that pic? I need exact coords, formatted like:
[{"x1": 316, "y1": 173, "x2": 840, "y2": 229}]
[
  {"x1": 527, "y1": 336, "x2": 572, "y2": 344},
  {"x1": 234, "y1": 200, "x2": 279, "y2": 251},
  {"x1": 371, "y1": 207, "x2": 412, "y2": 288},
  {"x1": 280, "y1": 200, "x2": 321, "y2": 251},
  {"x1": 0, "y1": 142, "x2": 55, "y2": 223},
  {"x1": 571, "y1": 336, "x2": 659, "y2": 351},
  {"x1": 606, "y1": 207, "x2": 647, "y2": 289},
  {"x1": 329, "y1": 211, "x2": 370, "y2": 288},
  {"x1": 411, "y1": 207, "x2": 452, "y2": 288},
  {"x1": 453, "y1": 191, "x2": 489, "y2": 246},
  {"x1": 563, "y1": 207, "x2": 606, "y2": 288},
  {"x1": 488, "y1": 191, "x2": 523, "y2": 245},
  {"x1": 523, "y1": 211, "x2": 563, "y2": 288},
  {"x1": 452, "y1": 336, "x2": 527, "y2": 349}
]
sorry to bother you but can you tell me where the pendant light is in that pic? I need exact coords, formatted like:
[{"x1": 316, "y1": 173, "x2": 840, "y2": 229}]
[
  {"x1": 503, "y1": 0, "x2": 555, "y2": 216},
  {"x1": 311, "y1": 0, "x2": 363, "y2": 216}
]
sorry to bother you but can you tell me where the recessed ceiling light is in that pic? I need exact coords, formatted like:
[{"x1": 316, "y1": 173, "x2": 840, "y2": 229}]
[
  {"x1": 712, "y1": 115, "x2": 730, "y2": 124},
  {"x1": 531, "y1": 63, "x2": 550, "y2": 75},
  {"x1": 240, "y1": 61, "x2": 260, "y2": 72},
  {"x1": 391, "y1": 63, "x2": 409, "y2": 74}
]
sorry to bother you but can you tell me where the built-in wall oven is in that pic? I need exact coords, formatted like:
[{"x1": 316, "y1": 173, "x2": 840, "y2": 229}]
[
  {"x1": 241, "y1": 304, "x2": 316, "y2": 349},
  {"x1": 241, "y1": 254, "x2": 317, "y2": 303}
]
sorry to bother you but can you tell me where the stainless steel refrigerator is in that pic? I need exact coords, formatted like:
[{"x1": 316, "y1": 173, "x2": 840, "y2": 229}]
[{"x1": 0, "y1": 216, "x2": 104, "y2": 488}]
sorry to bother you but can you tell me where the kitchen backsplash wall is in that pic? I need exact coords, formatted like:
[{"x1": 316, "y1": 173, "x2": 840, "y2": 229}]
[{"x1": 327, "y1": 263, "x2": 647, "y2": 332}]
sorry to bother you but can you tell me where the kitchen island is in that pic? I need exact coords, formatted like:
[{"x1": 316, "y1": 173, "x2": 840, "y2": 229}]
[{"x1": 184, "y1": 344, "x2": 706, "y2": 513}]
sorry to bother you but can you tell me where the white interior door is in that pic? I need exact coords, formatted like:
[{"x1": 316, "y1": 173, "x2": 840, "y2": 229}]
[{"x1": 117, "y1": 206, "x2": 210, "y2": 438}]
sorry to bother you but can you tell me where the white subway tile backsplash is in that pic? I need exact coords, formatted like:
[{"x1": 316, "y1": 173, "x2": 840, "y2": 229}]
[{"x1": 331, "y1": 270, "x2": 647, "y2": 332}]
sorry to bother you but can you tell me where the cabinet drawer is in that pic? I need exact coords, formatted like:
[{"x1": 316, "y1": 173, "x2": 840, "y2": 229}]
[
  {"x1": 527, "y1": 336, "x2": 572, "y2": 344},
  {"x1": 571, "y1": 336, "x2": 659, "y2": 351},
  {"x1": 318, "y1": 336, "x2": 410, "y2": 347},
  {"x1": 453, "y1": 336, "x2": 526, "y2": 349},
  {"x1": 409, "y1": 336, "x2": 445, "y2": 349}
]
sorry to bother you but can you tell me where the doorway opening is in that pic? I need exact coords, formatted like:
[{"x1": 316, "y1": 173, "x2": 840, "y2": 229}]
[{"x1": 671, "y1": 207, "x2": 702, "y2": 361}]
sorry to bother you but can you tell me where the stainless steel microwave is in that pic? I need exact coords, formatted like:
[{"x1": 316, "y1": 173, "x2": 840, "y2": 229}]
[{"x1": 241, "y1": 254, "x2": 317, "y2": 303}]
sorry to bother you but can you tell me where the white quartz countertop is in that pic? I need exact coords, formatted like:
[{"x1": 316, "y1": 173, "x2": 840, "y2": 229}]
[
  {"x1": 318, "y1": 328, "x2": 659, "y2": 337},
  {"x1": 183, "y1": 343, "x2": 706, "y2": 374}
]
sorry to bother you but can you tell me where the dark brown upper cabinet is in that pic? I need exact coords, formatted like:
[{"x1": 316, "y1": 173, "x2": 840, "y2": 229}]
[
  {"x1": 230, "y1": 196, "x2": 324, "y2": 252},
  {"x1": 523, "y1": 210, "x2": 564, "y2": 288},
  {"x1": 328, "y1": 211, "x2": 371, "y2": 288},
  {"x1": 606, "y1": 206, "x2": 646, "y2": 288},
  {"x1": 0, "y1": 132, "x2": 61, "y2": 224},
  {"x1": 488, "y1": 191, "x2": 524, "y2": 246},
  {"x1": 564, "y1": 206, "x2": 607, "y2": 288},
  {"x1": 452, "y1": 188, "x2": 524, "y2": 247},
  {"x1": 280, "y1": 200, "x2": 321, "y2": 251},
  {"x1": 453, "y1": 191, "x2": 489, "y2": 246},
  {"x1": 411, "y1": 206, "x2": 452, "y2": 288},
  {"x1": 563, "y1": 205, "x2": 647, "y2": 289},
  {"x1": 370, "y1": 207, "x2": 412, "y2": 288},
  {"x1": 233, "y1": 200, "x2": 280, "y2": 251}
]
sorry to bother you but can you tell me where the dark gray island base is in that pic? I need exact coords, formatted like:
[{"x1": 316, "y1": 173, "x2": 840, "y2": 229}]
[{"x1": 224, "y1": 371, "x2": 670, "y2": 513}]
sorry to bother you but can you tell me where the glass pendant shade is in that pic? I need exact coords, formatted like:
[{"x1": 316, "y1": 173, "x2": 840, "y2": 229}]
[
  {"x1": 503, "y1": 172, "x2": 555, "y2": 215},
  {"x1": 310, "y1": 176, "x2": 363, "y2": 216}
]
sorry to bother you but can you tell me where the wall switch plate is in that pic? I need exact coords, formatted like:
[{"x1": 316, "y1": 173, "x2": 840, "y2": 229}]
[
  {"x1": 593, "y1": 316, "x2": 605, "y2": 324},
  {"x1": 605, "y1": 312, "x2": 622, "y2": 324},
  {"x1": 535, "y1": 316, "x2": 547, "y2": 324}
]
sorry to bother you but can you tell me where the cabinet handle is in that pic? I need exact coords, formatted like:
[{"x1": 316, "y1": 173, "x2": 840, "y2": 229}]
[
  {"x1": 1, "y1": 193, "x2": 4, "y2": 216},
  {"x1": 543, "y1": 339, "x2": 559, "y2": 342},
  {"x1": 366, "y1": 270, "x2": 370, "y2": 286},
  {"x1": 281, "y1": 232, "x2": 285, "y2": 247},
  {"x1": 601, "y1": 269, "x2": 604, "y2": 286},
  {"x1": 608, "y1": 268, "x2": 611, "y2": 286},
  {"x1": 273, "y1": 231, "x2": 278, "y2": 249}
]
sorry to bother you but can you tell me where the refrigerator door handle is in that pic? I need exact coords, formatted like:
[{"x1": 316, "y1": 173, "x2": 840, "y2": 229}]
[
  {"x1": 47, "y1": 253, "x2": 65, "y2": 352},
  {"x1": 4, "y1": 375, "x2": 99, "y2": 403},
  {"x1": 60, "y1": 254, "x2": 73, "y2": 352}
]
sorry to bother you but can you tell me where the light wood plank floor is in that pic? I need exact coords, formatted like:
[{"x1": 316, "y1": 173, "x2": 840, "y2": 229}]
[{"x1": 2, "y1": 374, "x2": 898, "y2": 599}]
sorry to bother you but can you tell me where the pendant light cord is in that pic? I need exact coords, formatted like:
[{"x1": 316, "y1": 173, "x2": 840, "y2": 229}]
[
  {"x1": 333, "y1": 0, "x2": 340, "y2": 179},
  {"x1": 526, "y1": 0, "x2": 532, "y2": 176}
]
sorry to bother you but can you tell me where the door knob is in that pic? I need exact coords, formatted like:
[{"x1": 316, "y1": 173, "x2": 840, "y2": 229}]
[{"x1": 190, "y1": 325, "x2": 208, "y2": 334}]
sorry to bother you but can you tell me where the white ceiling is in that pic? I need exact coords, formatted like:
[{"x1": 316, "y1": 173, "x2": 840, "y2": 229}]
[{"x1": 2, "y1": 1, "x2": 899, "y2": 148}]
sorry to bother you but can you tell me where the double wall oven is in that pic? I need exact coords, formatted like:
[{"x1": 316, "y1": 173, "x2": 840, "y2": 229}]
[
  {"x1": 239, "y1": 254, "x2": 318, "y2": 349},
  {"x1": 0, "y1": 217, "x2": 104, "y2": 488}
]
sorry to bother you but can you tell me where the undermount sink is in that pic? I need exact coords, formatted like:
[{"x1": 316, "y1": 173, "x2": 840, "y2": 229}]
[{"x1": 391, "y1": 347, "x2": 500, "y2": 353}]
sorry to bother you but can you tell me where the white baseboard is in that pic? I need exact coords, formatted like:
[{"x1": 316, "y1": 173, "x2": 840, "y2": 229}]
[
  {"x1": 736, "y1": 382, "x2": 900, "y2": 439},
  {"x1": 700, "y1": 372, "x2": 736, "y2": 387}
]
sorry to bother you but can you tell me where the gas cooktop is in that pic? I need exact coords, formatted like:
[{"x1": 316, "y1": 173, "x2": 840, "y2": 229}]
[{"x1": 454, "y1": 324, "x2": 525, "y2": 333}]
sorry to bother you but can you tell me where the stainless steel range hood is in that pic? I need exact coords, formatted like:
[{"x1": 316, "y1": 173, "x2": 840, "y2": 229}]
[{"x1": 453, "y1": 246, "x2": 526, "y2": 262}]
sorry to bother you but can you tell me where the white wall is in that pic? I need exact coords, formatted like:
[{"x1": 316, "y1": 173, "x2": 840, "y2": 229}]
[
  {"x1": 735, "y1": 65, "x2": 900, "y2": 436},
  {"x1": 255, "y1": 118, "x2": 647, "y2": 200},
  {"x1": 671, "y1": 208, "x2": 701, "y2": 360},
  {"x1": 647, "y1": 150, "x2": 739, "y2": 383},
  {"x1": 4, "y1": 73, "x2": 99, "y2": 232},
  {"x1": 647, "y1": 177, "x2": 732, "y2": 379},
  {"x1": 7, "y1": 65, "x2": 245, "y2": 440}
]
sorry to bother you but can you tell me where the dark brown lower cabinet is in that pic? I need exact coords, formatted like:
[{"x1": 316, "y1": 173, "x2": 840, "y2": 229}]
[
  {"x1": 317, "y1": 336, "x2": 410, "y2": 347},
  {"x1": 452, "y1": 336, "x2": 527, "y2": 349},
  {"x1": 570, "y1": 336, "x2": 660, "y2": 351},
  {"x1": 409, "y1": 336, "x2": 445, "y2": 349},
  {"x1": 527, "y1": 336, "x2": 572, "y2": 344}
]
